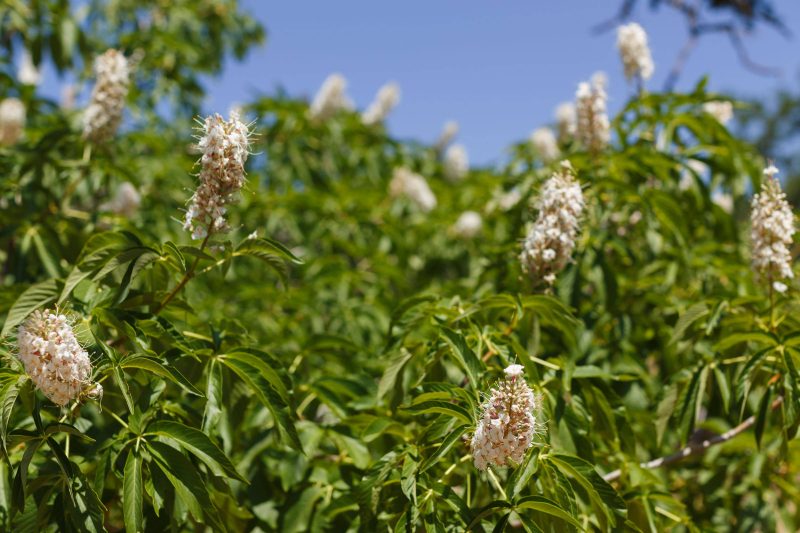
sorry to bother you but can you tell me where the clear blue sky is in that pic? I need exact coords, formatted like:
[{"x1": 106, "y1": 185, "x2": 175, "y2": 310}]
[
  {"x1": 201, "y1": 1, "x2": 800, "y2": 165},
  {"x1": 41, "y1": 2, "x2": 799, "y2": 165}
]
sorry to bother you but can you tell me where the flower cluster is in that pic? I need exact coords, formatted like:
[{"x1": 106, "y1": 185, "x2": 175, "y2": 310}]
[
  {"x1": 83, "y1": 49, "x2": 130, "y2": 143},
  {"x1": 389, "y1": 167, "x2": 437, "y2": 212},
  {"x1": 362, "y1": 82, "x2": 401, "y2": 125},
  {"x1": 309, "y1": 73, "x2": 353, "y2": 121},
  {"x1": 184, "y1": 112, "x2": 251, "y2": 240},
  {"x1": 102, "y1": 182, "x2": 141, "y2": 218},
  {"x1": 435, "y1": 120, "x2": 459, "y2": 150},
  {"x1": 18, "y1": 50, "x2": 41, "y2": 86},
  {"x1": 0, "y1": 98, "x2": 25, "y2": 145},
  {"x1": 17, "y1": 310, "x2": 93, "y2": 406},
  {"x1": 575, "y1": 73, "x2": 610, "y2": 153},
  {"x1": 703, "y1": 100, "x2": 733, "y2": 125},
  {"x1": 530, "y1": 127, "x2": 560, "y2": 163},
  {"x1": 750, "y1": 165, "x2": 795, "y2": 291},
  {"x1": 616, "y1": 23, "x2": 654, "y2": 82},
  {"x1": 471, "y1": 364, "x2": 539, "y2": 471},
  {"x1": 520, "y1": 161, "x2": 585, "y2": 285},
  {"x1": 555, "y1": 102, "x2": 576, "y2": 143},
  {"x1": 444, "y1": 143, "x2": 469, "y2": 182},
  {"x1": 452, "y1": 211, "x2": 483, "y2": 238}
]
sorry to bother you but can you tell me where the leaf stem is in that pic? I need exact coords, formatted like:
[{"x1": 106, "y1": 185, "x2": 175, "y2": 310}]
[
  {"x1": 486, "y1": 465, "x2": 508, "y2": 500},
  {"x1": 155, "y1": 231, "x2": 211, "y2": 314}
]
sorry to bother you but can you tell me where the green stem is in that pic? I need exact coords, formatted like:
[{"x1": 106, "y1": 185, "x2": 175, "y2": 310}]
[
  {"x1": 768, "y1": 273, "x2": 775, "y2": 332},
  {"x1": 486, "y1": 465, "x2": 508, "y2": 500},
  {"x1": 155, "y1": 231, "x2": 211, "y2": 314}
]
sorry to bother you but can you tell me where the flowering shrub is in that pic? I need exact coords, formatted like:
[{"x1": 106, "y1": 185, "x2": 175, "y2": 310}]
[{"x1": 1, "y1": 4, "x2": 799, "y2": 532}]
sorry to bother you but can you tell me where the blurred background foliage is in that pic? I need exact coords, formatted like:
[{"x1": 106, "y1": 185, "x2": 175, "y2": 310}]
[{"x1": 1, "y1": 1, "x2": 800, "y2": 532}]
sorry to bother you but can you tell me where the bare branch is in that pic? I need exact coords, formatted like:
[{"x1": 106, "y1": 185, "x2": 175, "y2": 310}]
[
  {"x1": 663, "y1": 36, "x2": 698, "y2": 92},
  {"x1": 603, "y1": 395, "x2": 784, "y2": 482},
  {"x1": 592, "y1": 0, "x2": 638, "y2": 34}
]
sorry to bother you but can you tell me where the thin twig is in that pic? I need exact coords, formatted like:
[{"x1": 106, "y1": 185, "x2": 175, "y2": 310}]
[
  {"x1": 154, "y1": 232, "x2": 211, "y2": 314},
  {"x1": 603, "y1": 395, "x2": 784, "y2": 482},
  {"x1": 663, "y1": 36, "x2": 697, "y2": 92}
]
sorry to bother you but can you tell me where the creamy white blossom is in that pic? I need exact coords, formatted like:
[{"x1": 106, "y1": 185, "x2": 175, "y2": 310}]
[
  {"x1": 703, "y1": 101, "x2": 733, "y2": 125},
  {"x1": 17, "y1": 310, "x2": 93, "y2": 406},
  {"x1": 555, "y1": 102, "x2": 576, "y2": 143},
  {"x1": 520, "y1": 161, "x2": 584, "y2": 285},
  {"x1": 530, "y1": 127, "x2": 560, "y2": 162},
  {"x1": 486, "y1": 187, "x2": 522, "y2": 213},
  {"x1": 102, "y1": 182, "x2": 141, "y2": 217},
  {"x1": 362, "y1": 82, "x2": 400, "y2": 126},
  {"x1": 308, "y1": 73, "x2": 353, "y2": 121},
  {"x1": 389, "y1": 167, "x2": 437, "y2": 212},
  {"x1": 18, "y1": 50, "x2": 42, "y2": 86},
  {"x1": 616, "y1": 23, "x2": 654, "y2": 82},
  {"x1": 575, "y1": 74, "x2": 610, "y2": 153},
  {"x1": 184, "y1": 112, "x2": 251, "y2": 239},
  {"x1": 444, "y1": 143, "x2": 469, "y2": 182},
  {"x1": 471, "y1": 364, "x2": 540, "y2": 471},
  {"x1": 0, "y1": 98, "x2": 25, "y2": 146},
  {"x1": 83, "y1": 49, "x2": 129, "y2": 143},
  {"x1": 750, "y1": 165, "x2": 795, "y2": 284},
  {"x1": 435, "y1": 120, "x2": 459, "y2": 150},
  {"x1": 452, "y1": 211, "x2": 483, "y2": 238}
]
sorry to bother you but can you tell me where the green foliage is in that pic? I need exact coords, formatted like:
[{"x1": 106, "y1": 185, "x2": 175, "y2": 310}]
[{"x1": 1, "y1": 3, "x2": 800, "y2": 532}]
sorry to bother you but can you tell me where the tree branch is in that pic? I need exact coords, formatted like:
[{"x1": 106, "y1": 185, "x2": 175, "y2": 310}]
[{"x1": 603, "y1": 395, "x2": 784, "y2": 482}]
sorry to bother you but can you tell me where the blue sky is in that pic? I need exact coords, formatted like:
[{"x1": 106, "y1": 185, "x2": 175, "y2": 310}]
[
  {"x1": 201, "y1": 1, "x2": 800, "y2": 165},
  {"x1": 34, "y1": 2, "x2": 800, "y2": 165}
]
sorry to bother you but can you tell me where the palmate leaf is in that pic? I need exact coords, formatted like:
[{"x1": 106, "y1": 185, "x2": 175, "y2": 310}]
[
  {"x1": 145, "y1": 420, "x2": 246, "y2": 482},
  {"x1": 146, "y1": 441, "x2": 226, "y2": 532},
  {"x1": 218, "y1": 355, "x2": 302, "y2": 451},
  {"x1": 548, "y1": 453, "x2": 626, "y2": 529}
]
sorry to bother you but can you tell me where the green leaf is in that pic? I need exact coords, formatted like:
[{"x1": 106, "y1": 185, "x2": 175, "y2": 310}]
[
  {"x1": 219, "y1": 356, "x2": 302, "y2": 451},
  {"x1": 401, "y1": 399, "x2": 473, "y2": 425},
  {"x1": 2, "y1": 280, "x2": 59, "y2": 337},
  {"x1": 0, "y1": 375, "x2": 24, "y2": 456},
  {"x1": 146, "y1": 441, "x2": 224, "y2": 532},
  {"x1": 714, "y1": 331, "x2": 776, "y2": 352},
  {"x1": 440, "y1": 327, "x2": 482, "y2": 390},
  {"x1": 123, "y1": 452, "x2": 143, "y2": 533},
  {"x1": 112, "y1": 364, "x2": 135, "y2": 414},
  {"x1": 236, "y1": 236, "x2": 303, "y2": 264},
  {"x1": 220, "y1": 349, "x2": 290, "y2": 403},
  {"x1": 669, "y1": 302, "x2": 709, "y2": 346},
  {"x1": 548, "y1": 453, "x2": 626, "y2": 527},
  {"x1": 146, "y1": 420, "x2": 246, "y2": 482},
  {"x1": 282, "y1": 485, "x2": 324, "y2": 533},
  {"x1": 419, "y1": 424, "x2": 469, "y2": 473},
  {"x1": 378, "y1": 348, "x2": 414, "y2": 400},
  {"x1": 120, "y1": 355, "x2": 203, "y2": 396},
  {"x1": 12, "y1": 439, "x2": 42, "y2": 514},
  {"x1": 514, "y1": 495, "x2": 582, "y2": 529},
  {"x1": 507, "y1": 448, "x2": 540, "y2": 499}
]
